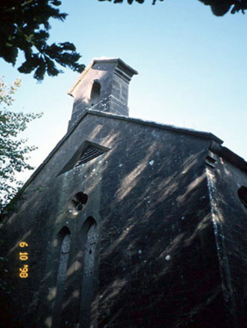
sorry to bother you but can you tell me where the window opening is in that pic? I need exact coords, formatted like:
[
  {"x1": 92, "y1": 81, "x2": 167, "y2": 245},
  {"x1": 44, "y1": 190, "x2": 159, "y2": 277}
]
[
  {"x1": 83, "y1": 223, "x2": 97, "y2": 277},
  {"x1": 76, "y1": 217, "x2": 98, "y2": 328},
  {"x1": 238, "y1": 186, "x2": 247, "y2": 208},
  {"x1": 57, "y1": 141, "x2": 110, "y2": 175},
  {"x1": 57, "y1": 234, "x2": 71, "y2": 283},
  {"x1": 52, "y1": 228, "x2": 71, "y2": 328},
  {"x1": 68, "y1": 192, "x2": 88, "y2": 215},
  {"x1": 75, "y1": 146, "x2": 104, "y2": 167},
  {"x1": 90, "y1": 81, "x2": 101, "y2": 106}
]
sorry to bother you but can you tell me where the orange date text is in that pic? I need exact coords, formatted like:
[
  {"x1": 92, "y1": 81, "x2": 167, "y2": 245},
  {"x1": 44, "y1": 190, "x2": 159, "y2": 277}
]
[{"x1": 19, "y1": 242, "x2": 29, "y2": 278}]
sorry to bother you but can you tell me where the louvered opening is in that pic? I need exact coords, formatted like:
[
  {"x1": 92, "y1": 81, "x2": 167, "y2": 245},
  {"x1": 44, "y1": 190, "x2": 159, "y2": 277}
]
[
  {"x1": 57, "y1": 141, "x2": 110, "y2": 176},
  {"x1": 75, "y1": 146, "x2": 104, "y2": 167}
]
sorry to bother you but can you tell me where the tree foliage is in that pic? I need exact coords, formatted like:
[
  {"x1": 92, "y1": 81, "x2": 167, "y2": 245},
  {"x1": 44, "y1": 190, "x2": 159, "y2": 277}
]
[
  {"x1": 0, "y1": 78, "x2": 42, "y2": 211},
  {"x1": 99, "y1": 0, "x2": 247, "y2": 16},
  {"x1": 199, "y1": 0, "x2": 247, "y2": 15},
  {"x1": 0, "y1": 0, "x2": 85, "y2": 81}
]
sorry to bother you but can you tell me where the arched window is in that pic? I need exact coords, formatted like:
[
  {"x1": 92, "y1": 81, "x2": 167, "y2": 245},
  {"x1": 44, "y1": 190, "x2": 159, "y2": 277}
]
[
  {"x1": 83, "y1": 222, "x2": 97, "y2": 277},
  {"x1": 57, "y1": 234, "x2": 71, "y2": 283},
  {"x1": 52, "y1": 227, "x2": 71, "y2": 327},
  {"x1": 76, "y1": 217, "x2": 98, "y2": 328},
  {"x1": 90, "y1": 81, "x2": 101, "y2": 106}
]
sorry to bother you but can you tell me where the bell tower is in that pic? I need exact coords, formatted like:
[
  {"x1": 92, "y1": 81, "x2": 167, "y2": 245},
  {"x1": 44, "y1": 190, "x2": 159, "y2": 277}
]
[{"x1": 68, "y1": 58, "x2": 138, "y2": 130}]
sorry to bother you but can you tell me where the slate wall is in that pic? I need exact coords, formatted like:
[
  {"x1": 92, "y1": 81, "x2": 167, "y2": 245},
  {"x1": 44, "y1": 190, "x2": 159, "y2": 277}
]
[{"x1": 0, "y1": 113, "x2": 226, "y2": 328}]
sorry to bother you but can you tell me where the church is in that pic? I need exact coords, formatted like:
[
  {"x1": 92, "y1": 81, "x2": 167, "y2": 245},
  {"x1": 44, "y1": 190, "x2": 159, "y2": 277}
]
[{"x1": 0, "y1": 58, "x2": 247, "y2": 328}]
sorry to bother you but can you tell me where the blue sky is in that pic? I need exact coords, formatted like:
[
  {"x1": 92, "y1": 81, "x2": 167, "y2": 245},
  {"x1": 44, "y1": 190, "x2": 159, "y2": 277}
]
[{"x1": 1, "y1": 0, "x2": 247, "y2": 182}]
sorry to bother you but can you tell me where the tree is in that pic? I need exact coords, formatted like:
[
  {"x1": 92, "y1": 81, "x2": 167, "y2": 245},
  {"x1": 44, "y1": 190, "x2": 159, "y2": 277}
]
[
  {"x1": 0, "y1": 78, "x2": 42, "y2": 212},
  {"x1": 99, "y1": 0, "x2": 247, "y2": 16},
  {"x1": 0, "y1": 0, "x2": 85, "y2": 81},
  {"x1": 199, "y1": 0, "x2": 247, "y2": 15}
]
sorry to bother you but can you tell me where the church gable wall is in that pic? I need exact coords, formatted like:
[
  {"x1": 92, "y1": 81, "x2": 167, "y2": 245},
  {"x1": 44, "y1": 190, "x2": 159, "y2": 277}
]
[{"x1": 0, "y1": 113, "x2": 225, "y2": 327}]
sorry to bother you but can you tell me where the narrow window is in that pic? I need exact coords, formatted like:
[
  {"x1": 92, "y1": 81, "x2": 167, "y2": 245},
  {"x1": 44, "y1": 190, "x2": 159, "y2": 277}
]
[
  {"x1": 76, "y1": 217, "x2": 98, "y2": 328},
  {"x1": 83, "y1": 223, "x2": 97, "y2": 277},
  {"x1": 90, "y1": 81, "x2": 101, "y2": 106},
  {"x1": 57, "y1": 234, "x2": 71, "y2": 283},
  {"x1": 52, "y1": 228, "x2": 71, "y2": 328}
]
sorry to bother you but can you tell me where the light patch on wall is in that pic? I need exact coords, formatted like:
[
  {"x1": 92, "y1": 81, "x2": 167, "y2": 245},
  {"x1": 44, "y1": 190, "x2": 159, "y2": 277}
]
[
  {"x1": 55, "y1": 212, "x2": 66, "y2": 225},
  {"x1": 72, "y1": 289, "x2": 80, "y2": 298},
  {"x1": 160, "y1": 179, "x2": 179, "y2": 201},
  {"x1": 8, "y1": 230, "x2": 32, "y2": 256},
  {"x1": 181, "y1": 154, "x2": 199, "y2": 175},
  {"x1": 116, "y1": 144, "x2": 156, "y2": 201},
  {"x1": 99, "y1": 278, "x2": 128, "y2": 303},
  {"x1": 184, "y1": 214, "x2": 212, "y2": 246},
  {"x1": 100, "y1": 131, "x2": 120, "y2": 148},
  {"x1": 101, "y1": 223, "x2": 135, "y2": 259},
  {"x1": 47, "y1": 287, "x2": 57, "y2": 301},
  {"x1": 44, "y1": 316, "x2": 52, "y2": 327},
  {"x1": 206, "y1": 168, "x2": 225, "y2": 224},
  {"x1": 52, "y1": 239, "x2": 58, "y2": 247},
  {"x1": 88, "y1": 123, "x2": 103, "y2": 140},
  {"x1": 117, "y1": 161, "x2": 146, "y2": 200},
  {"x1": 176, "y1": 172, "x2": 207, "y2": 203}
]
